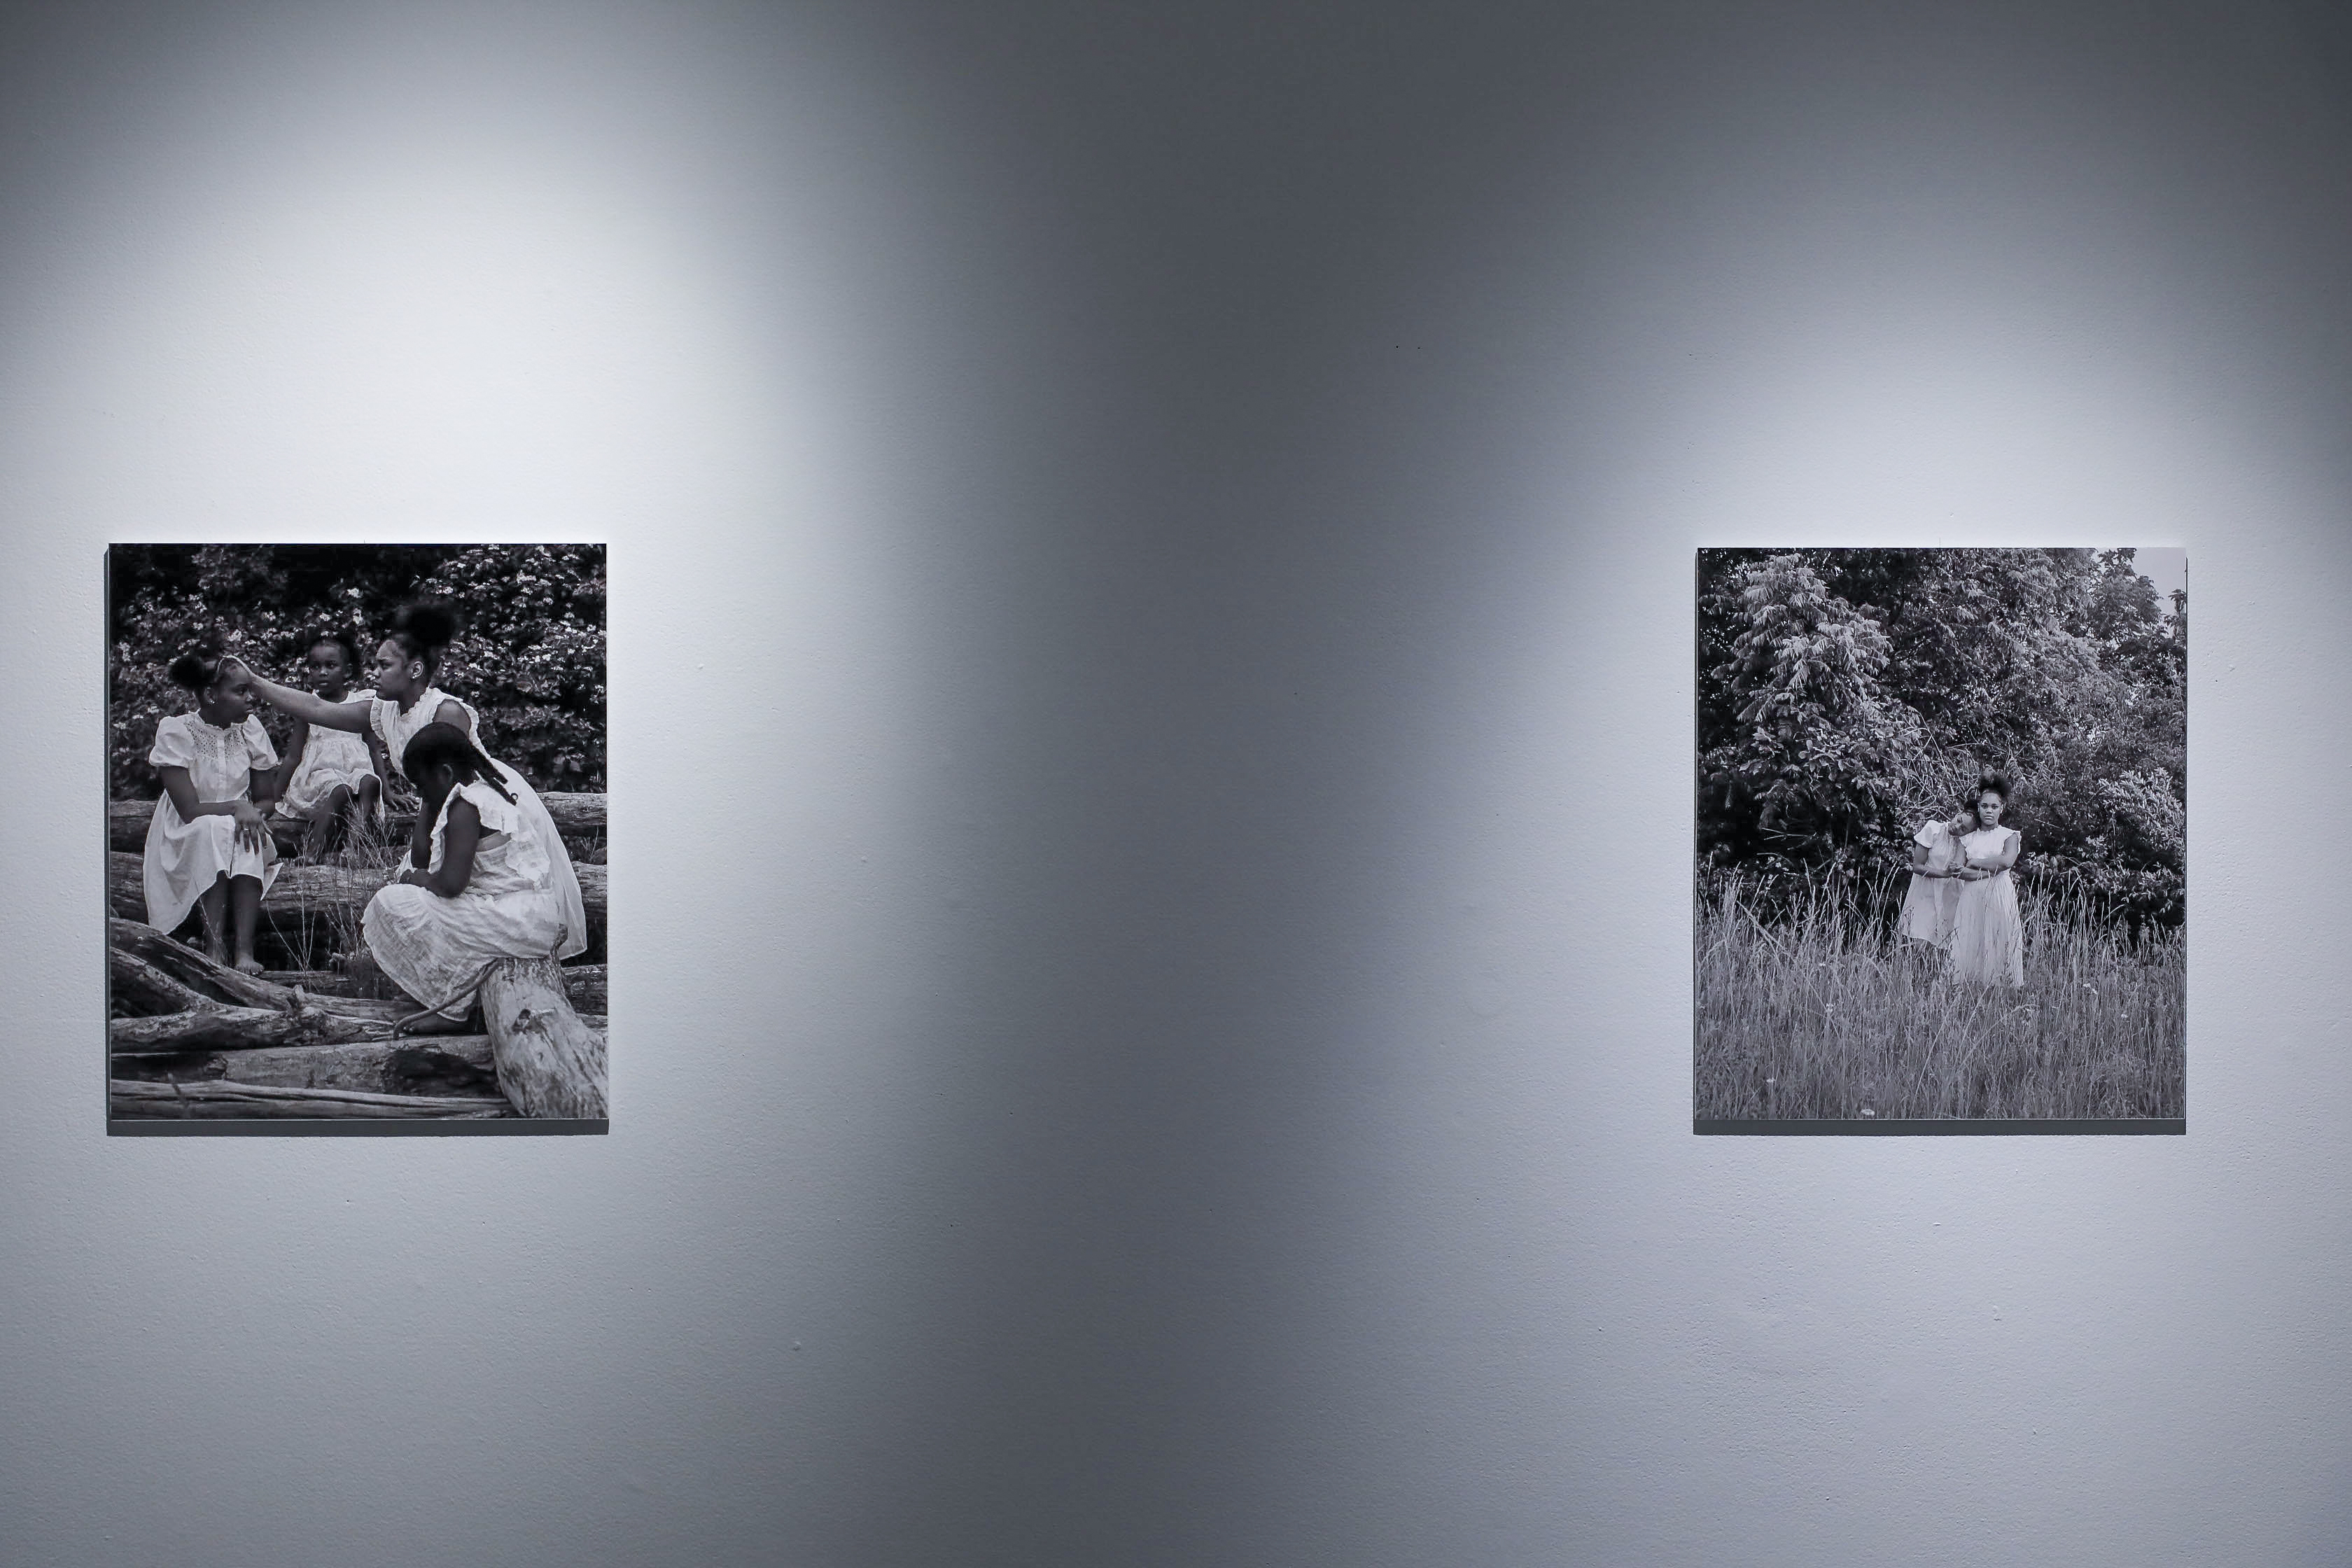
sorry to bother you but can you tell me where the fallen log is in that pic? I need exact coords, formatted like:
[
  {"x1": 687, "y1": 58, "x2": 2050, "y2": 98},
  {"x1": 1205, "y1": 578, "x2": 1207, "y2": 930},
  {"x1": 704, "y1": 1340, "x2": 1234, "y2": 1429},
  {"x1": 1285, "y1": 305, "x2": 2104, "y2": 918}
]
[
  {"x1": 250, "y1": 962, "x2": 605, "y2": 1013},
  {"x1": 256, "y1": 969, "x2": 382, "y2": 998},
  {"x1": 108, "y1": 853, "x2": 605, "y2": 938},
  {"x1": 106, "y1": 920, "x2": 401, "y2": 1021},
  {"x1": 110, "y1": 1079, "x2": 510, "y2": 1119},
  {"x1": 110, "y1": 947, "x2": 223, "y2": 1016},
  {"x1": 111, "y1": 1035, "x2": 501, "y2": 1097},
  {"x1": 111, "y1": 1004, "x2": 394, "y2": 1055},
  {"x1": 482, "y1": 958, "x2": 608, "y2": 1119},
  {"x1": 109, "y1": 792, "x2": 606, "y2": 853}
]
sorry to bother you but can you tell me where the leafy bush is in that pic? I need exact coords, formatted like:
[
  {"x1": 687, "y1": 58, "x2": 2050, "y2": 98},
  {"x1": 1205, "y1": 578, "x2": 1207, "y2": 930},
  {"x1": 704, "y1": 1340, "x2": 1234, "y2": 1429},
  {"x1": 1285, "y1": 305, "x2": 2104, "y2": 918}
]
[
  {"x1": 109, "y1": 545, "x2": 606, "y2": 798},
  {"x1": 1698, "y1": 548, "x2": 2185, "y2": 929}
]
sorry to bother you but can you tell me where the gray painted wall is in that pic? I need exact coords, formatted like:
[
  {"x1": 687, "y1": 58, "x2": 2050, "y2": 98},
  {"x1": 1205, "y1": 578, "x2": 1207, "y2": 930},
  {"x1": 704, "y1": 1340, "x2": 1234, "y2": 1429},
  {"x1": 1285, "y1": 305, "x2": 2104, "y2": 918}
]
[{"x1": 4, "y1": 2, "x2": 2347, "y2": 1562}]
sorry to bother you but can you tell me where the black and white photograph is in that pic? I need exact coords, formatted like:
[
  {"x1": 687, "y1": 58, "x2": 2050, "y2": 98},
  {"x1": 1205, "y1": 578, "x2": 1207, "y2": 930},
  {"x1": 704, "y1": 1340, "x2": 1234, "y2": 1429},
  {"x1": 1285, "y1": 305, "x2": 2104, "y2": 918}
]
[
  {"x1": 105, "y1": 545, "x2": 608, "y2": 1128},
  {"x1": 1695, "y1": 548, "x2": 2186, "y2": 1129}
]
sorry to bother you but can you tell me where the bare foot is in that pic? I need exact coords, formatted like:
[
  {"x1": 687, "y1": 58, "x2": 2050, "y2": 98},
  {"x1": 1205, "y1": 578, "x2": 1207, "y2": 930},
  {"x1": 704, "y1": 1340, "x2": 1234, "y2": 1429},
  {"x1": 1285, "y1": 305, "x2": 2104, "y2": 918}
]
[
  {"x1": 393, "y1": 1008, "x2": 471, "y2": 1037},
  {"x1": 232, "y1": 954, "x2": 265, "y2": 975}
]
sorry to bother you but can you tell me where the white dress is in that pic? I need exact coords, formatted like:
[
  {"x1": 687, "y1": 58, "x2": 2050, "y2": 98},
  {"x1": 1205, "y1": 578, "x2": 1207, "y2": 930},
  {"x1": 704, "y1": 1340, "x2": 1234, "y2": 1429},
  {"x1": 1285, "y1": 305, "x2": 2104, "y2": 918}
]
[
  {"x1": 1948, "y1": 826, "x2": 2024, "y2": 988},
  {"x1": 363, "y1": 780, "x2": 572, "y2": 1018},
  {"x1": 1896, "y1": 819, "x2": 1965, "y2": 946},
  {"x1": 272, "y1": 687, "x2": 383, "y2": 822},
  {"x1": 143, "y1": 713, "x2": 281, "y2": 934},
  {"x1": 360, "y1": 688, "x2": 589, "y2": 1017}
]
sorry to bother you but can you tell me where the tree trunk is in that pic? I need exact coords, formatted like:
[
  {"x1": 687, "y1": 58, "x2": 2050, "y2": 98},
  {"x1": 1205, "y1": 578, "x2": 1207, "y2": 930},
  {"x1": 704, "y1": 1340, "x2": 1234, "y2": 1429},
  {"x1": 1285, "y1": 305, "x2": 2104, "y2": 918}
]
[
  {"x1": 110, "y1": 792, "x2": 605, "y2": 853},
  {"x1": 107, "y1": 919, "x2": 401, "y2": 1020},
  {"x1": 481, "y1": 958, "x2": 608, "y2": 1119},
  {"x1": 111, "y1": 1035, "x2": 500, "y2": 1096},
  {"x1": 109, "y1": 948, "x2": 224, "y2": 1016},
  {"x1": 110, "y1": 1079, "x2": 510, "y2": 1119},
  {"x1": 111, "y1": 1004, "x2": 396, "y2": 1055}
]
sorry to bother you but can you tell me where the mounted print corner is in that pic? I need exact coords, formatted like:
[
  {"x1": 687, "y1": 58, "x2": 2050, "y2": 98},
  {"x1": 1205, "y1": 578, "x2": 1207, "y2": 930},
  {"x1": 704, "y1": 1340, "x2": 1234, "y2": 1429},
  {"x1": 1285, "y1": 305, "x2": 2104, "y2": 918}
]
[
  {"x1": 106, "y1": 544, "x2": 608, "y2": 1133},
  {"x1": 1693, "y1": 547, "x2": 2185, "y2": 1135}
]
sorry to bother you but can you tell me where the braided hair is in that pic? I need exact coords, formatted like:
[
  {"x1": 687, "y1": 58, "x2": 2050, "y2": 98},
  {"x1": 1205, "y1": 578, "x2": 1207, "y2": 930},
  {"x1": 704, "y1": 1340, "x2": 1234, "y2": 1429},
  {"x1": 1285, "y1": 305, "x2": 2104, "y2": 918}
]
[
  {"x1": 400, "y1": 721, "x2": 517, "y2": 805},
  {"x1": 164, "y1": 633, "x2": 230, "y2": 693},
  {"x1": 384, "y1": 600, "x2": 461, "y2": 682}
]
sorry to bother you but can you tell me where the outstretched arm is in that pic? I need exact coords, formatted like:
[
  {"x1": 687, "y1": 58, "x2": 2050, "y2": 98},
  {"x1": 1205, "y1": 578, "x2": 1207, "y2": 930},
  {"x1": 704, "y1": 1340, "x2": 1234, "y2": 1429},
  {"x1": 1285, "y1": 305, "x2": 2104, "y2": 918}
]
[{"x1": 220, "y1": 657, "x2": 370, "y2": 732}]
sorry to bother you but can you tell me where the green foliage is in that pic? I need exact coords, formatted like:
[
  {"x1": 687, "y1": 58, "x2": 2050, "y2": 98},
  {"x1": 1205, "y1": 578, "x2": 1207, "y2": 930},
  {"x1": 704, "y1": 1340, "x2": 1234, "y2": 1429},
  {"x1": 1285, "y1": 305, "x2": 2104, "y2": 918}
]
[
  {"x1": 1698, "y1": 548, "x2": 2185, "y2": 929},
  {"x1": 109, "y1": 545, "x2": 606, "y2": 798}
]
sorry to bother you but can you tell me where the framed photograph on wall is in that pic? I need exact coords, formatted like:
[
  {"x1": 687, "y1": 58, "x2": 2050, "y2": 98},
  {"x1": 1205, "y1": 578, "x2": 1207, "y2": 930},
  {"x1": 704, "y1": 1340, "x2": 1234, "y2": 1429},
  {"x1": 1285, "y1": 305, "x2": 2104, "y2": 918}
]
[
  {"x1": 1693, "y1": 548, "x2": 2185, "y2": 1134},
  {"x1": 105, "y1": 545, "x2": 608, "y2": 1133}
]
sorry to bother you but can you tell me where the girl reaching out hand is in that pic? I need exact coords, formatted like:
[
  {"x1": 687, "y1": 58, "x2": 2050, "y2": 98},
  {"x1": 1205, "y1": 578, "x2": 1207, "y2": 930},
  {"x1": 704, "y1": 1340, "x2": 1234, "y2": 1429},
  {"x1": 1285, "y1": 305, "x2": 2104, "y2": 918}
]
[
  {"x1": 222, "y1": 601, "x2": 587, "y2": 1025},
  {"x1": 142, "y1": 638, "x2": 281, "y2": 972}
]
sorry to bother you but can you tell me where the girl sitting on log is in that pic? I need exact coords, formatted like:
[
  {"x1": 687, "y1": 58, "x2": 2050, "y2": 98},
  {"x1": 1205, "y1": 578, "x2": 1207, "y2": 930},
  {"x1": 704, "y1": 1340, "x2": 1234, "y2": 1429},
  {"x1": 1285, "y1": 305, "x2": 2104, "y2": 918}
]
[
  {"x1": 143, "y1": 638, "x2": 281, "y2": 974},
  {"x1": 221, "y1": 602, "x2": 587, "y2": 1021},
  {"x1": 267, "y1": 628, "x2": 388, "y2": 862},
  {"x1": 363, "y1": 722, "x2": 576, "y2": 1034}
]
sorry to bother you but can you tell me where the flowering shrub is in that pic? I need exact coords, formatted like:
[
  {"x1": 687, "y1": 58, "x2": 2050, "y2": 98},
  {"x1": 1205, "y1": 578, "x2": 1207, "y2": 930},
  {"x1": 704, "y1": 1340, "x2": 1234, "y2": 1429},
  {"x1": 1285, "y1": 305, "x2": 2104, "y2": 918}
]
[{"x1": 109, "y1": 545, "x2": 606, "y2": 797}]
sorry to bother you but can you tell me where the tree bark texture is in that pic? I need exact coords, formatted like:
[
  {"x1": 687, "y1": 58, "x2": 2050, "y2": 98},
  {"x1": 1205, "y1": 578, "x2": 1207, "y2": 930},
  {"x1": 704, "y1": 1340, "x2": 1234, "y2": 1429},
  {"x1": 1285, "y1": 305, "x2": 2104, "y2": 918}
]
[
  {"x1": 481, "y1": 958, "x2": 608, "y2": 1119},
  {"x1": 111, "y1": 1004, "x2": 395, "y2": 1055},
  {"x1": 111, "y1": 1035, "x2": 501, "y2": 1097},
  {"x1": 109, "y1": 1079, "x2": 510, "y2": 1119},
  {"x1": 107, "y1": 919, "x2": 401, "y2": 1020}
]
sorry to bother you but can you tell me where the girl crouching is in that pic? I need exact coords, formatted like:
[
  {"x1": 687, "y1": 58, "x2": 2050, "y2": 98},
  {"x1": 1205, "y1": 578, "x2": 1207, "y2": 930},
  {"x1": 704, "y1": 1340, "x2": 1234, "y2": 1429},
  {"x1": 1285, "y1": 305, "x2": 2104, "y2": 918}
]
[{"x1": 363, "y1": 722, "x2": 577, "y2": 1035}]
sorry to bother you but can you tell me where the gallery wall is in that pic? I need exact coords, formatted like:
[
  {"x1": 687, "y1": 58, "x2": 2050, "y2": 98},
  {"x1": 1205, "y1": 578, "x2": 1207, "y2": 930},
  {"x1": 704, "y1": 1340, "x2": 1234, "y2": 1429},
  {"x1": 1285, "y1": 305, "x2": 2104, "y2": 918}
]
[{"x1": 4, "y1": 1, "x2": 2348, "y2": 1562}]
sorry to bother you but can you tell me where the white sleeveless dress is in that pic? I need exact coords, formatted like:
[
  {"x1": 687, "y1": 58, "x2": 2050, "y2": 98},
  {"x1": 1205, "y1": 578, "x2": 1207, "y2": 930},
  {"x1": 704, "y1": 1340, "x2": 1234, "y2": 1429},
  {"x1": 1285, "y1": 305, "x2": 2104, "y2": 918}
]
[
  {"x1": 359, "y1": 689, "x2": 588, "y2": 1018},
  {"x1": 272, "y1": 687, "x2": 383, "y2": 822},
  {"x1": 144, "y1": 713, "x2": 281, "y2": 933},
  {"x1": 1947, "y1": 826, "x2": 2024, "y2": 988}
]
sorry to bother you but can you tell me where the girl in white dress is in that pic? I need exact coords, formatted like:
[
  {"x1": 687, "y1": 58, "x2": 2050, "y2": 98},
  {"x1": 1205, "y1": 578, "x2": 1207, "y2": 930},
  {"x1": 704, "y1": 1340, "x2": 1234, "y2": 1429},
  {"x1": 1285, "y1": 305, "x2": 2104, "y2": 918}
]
[
  {"x1": 267, "y1": 629, "x2": 386, "y2": 860},
  {"x1": 142, "y1": 643, "x2": 282, "y2": 972},
  {"x1": 1897, "y1": 799, "x2": 1977, "y2": 948},
  {"x1": 222, "y1": 603, "x2": 588, "y2": 1024},
  {"x1": 362, "y1": 722, "x2": 574, "y2": 1032},
  {"x1": 1947, "y1": 776, "x2": 2025, "y2": 988}
]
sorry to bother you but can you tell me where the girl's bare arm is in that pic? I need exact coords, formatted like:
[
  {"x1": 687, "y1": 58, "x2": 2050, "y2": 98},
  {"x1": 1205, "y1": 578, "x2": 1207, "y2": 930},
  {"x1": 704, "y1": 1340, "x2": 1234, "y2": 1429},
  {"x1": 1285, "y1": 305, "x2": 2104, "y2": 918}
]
[
  {"x1": 1964, "y1": 833, "x2": 2021, "y2": 874},
  {"x1": 405, "y1": 798, "x2": 480, "y2": 897},
  {"x1": 157, "y1": 765, "x2": 266, "y2": 846},
  {"x1": 220, "y1": 657, "x2": 371, "y2": 732},
  {"x1": 267, "y1": 716, "x2": 307, "y2": 805}
]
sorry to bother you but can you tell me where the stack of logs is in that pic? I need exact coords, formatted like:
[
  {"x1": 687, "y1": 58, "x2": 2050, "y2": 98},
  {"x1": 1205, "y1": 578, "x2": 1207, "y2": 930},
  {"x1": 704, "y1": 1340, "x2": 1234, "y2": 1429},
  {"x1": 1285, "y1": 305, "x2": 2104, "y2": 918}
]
[{"x1": 106, "y1": 791, "x2": 608, "y2": 1121}]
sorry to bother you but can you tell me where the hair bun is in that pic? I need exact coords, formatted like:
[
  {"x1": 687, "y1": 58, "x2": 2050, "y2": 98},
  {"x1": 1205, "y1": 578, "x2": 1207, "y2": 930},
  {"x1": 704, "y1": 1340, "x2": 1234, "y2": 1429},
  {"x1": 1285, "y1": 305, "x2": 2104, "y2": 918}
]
[
  {"x1": 393, "y1": 600, "x2": 461, "y2": 651},
  {"x1": 164, "y1": 632, "x2": 229, "y2": 692}
]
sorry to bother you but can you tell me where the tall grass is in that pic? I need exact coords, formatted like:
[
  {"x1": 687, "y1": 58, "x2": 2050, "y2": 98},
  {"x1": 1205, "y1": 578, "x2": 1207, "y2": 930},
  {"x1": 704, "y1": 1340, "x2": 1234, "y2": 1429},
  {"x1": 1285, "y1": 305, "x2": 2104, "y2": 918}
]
[
  {"x1": 267, "y1": 809, "x2": 410, "y2": 973},
  {"x1": 1694, "y1": 871, "x2": 2184, "y2": 1121}
]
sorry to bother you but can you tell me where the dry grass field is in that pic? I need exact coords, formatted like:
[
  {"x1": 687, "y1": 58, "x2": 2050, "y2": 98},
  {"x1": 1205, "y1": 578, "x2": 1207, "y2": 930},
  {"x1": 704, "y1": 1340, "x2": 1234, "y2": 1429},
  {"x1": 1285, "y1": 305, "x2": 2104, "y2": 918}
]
[{"x1": 1694, "y1": 875, "x2": 2184, "y2": 1121}]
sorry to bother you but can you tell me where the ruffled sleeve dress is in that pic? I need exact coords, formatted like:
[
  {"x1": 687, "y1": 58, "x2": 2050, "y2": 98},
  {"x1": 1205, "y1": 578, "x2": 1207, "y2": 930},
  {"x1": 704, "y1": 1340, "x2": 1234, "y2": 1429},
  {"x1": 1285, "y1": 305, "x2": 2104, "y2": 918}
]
[
  {"x1": 143, "y1": 712, "x2": 281, "y2": 933},
  {"x1": 1947, "y1": 826, "x2": 2025, "y2": 988},
  {"x1": 1896, "y1": 819, "x2": 1966, "y2": 946},
  {"x1": 359, "y1": 688, "x2": 588, "y2": 1018},
  {"x1": 272, "y1": 687, "x2": 384, "y2": 822}
]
